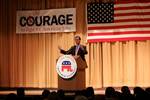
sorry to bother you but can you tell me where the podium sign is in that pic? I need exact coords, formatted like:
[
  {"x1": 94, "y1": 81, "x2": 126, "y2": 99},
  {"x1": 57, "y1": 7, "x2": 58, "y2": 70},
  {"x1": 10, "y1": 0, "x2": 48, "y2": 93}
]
[
  {"x1": 57, "y1": 55, "x2": 87, "y2": 90},
  {"x1": 56, "y1": 55, "x2": 77, "y2": 79}
]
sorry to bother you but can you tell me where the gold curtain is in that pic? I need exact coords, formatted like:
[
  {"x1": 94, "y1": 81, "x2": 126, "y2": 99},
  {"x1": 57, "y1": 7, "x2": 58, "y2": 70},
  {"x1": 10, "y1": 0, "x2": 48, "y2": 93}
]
[{"x1": 0, "y1": 0, "x2": 150, "y2": 88}]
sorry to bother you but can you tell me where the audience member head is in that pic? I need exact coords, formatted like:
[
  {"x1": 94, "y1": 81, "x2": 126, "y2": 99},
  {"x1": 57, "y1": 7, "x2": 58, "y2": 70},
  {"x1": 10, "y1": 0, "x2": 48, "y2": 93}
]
[
  {"x1": 48, "y1": 91, "x2": 60, "y2": 100},
  {"x1": 6, "y1": 93, "x2": 17, "y2": 100},
  {"x1": 57, "y1": 89, "x2": 65, "y2": 99},
  {"x1": 85, "y1": 87, "x2": 95, "y2": 100},
  {"x1": 133, "y1": 87, "x2": 144, "y2": 95},
  {"x1": 42, "y1": 89, "x2": 51, "y2": 98},
  {"x1": 17, "y1": 87, "x2": 25, "y2": 97},
  {"x1": 121, "y1": 86, "x2": 131, "y2": 95},
  {"x1": 145, "y1": 87, "x2": 150, "y2": 93},
  {"x1": 86, "y1": 87, "x2": 94, "y2": 96},
  {"x1": 134, "y1": 87, "x2": 149, "y2": 99},
  {"x1": 105, "y1": 87, "x2": 116, "y2": 98}
]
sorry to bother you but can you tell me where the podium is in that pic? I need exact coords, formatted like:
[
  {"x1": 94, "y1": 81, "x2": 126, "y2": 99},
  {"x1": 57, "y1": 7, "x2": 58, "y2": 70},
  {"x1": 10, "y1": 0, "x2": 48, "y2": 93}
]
[{"x1": 57, "y1": 56, "x2": 87, "y2": 90}]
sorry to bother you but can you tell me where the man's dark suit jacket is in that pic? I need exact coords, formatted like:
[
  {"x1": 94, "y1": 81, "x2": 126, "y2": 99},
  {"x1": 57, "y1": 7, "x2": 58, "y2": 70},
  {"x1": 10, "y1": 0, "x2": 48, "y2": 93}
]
[{"x1": 60, "y1": 45, "x2": 88, "y2": 61}]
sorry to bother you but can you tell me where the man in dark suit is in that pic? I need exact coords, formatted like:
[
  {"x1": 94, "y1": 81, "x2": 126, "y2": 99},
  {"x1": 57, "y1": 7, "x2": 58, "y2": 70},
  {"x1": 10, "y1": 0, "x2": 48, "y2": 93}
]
[{"x1": 58, "y1": 35, "x2": 88, "y2": 61}]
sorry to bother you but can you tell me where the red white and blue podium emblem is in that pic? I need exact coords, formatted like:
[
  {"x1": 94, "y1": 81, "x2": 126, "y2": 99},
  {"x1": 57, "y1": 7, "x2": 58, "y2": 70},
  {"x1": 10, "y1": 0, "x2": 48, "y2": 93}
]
[{"x1": 56, "y1": 55, "x2": 77, "y2": 79}]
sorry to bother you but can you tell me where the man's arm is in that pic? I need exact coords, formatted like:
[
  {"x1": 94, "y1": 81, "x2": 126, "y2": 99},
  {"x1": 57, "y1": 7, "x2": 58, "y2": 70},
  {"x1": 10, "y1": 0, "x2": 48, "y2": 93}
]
[
  {"x1": 80, "y1": 45, "x2": 88, "y2": 55},
  {"x1": 59, "y1": 46, "x2": 74, "y2": 55}
]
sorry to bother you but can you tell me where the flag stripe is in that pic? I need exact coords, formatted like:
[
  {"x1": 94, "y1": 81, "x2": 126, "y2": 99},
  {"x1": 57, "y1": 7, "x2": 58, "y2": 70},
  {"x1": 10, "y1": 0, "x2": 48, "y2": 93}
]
[
  {"x1": 115, "y1": 18, "x2": 150, "y2": 23},
  {"x1": 115, "y1": 9, "x2": 150, "y2": 14},
  {"x1": 115, "y1": 12, "x2": 150, "y2": 17},
  {"x1": 88, "y1": 21, "x2": 150, "y2": 27},
  {"x1": 87, "y1": 37, "x2": 150, "y2": 42},
  {"x1": 115, "y1": 2, "x2": 150, "y2": 7},
  {"x1": 115, "y1": 5, "x2": 150, "y2": 11},
  {"x1": 87, "y1": 34, "x2": 150, "y2": 39},
  {"x1": 116, "y1": 0, "x2": 150, "y2": 4},
  {"x1": 115, "y1": 15, "x2": 150, "y2": 20},
  {"x1": 87, "y1": 28, "x2": 150, "y2": 33},
  {"x1": 88, "y1": 31, "x2": 150, "y2": 36},
  {"x1": 88, "y1": 24, "x2": 150, "y2": 30}
]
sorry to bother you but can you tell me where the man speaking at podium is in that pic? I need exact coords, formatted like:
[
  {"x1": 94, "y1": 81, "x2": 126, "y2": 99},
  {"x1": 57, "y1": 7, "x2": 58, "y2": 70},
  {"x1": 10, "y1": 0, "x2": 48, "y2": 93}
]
[
  {"x1": 58, "y1": 35, "x2": 88, "y2": 61},
  {"x1": 57, "y1": 35, "x2": 88, "y2": 90}
]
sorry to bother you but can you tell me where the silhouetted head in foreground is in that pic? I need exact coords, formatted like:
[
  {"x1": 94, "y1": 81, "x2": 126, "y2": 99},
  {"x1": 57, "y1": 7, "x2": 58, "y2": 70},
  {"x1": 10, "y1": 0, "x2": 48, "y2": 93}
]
[
  {"x1": 105, "y1": 87, "x2": 116, "y2": 98},
  {"x1": 48, "y1": 91, "x2": 60, "y2": 100},
  {"x1": 133, "y1": 87, "x2": 149, "y2": 100},
  {"x1": 42, "y1": 89, "x2": 51, "y2": 98},
  {"x1": 57, "y1": 89, "x2": 65, "y2": 98},
  {"x1": 17, "y1": 87, "x2": 25, "y2": 97},
  {"x1": 121, "y1": 86, "x2": 131, "y2": 95},
  {"x1": 145, "y1": 87, "x2": 150, "y2": 93},
  {"x1": 6, "y1": 93, "x2": 17, "y2": 100},
  {"x1": 85, "y1": 87, "x2": 95, "y2": 100}
]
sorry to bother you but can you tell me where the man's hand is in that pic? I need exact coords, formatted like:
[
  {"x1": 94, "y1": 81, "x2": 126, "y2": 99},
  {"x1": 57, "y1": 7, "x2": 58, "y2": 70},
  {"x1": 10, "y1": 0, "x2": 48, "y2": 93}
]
[{"x1": 73, "y1": 55, "x2": 79, "y2": 59}]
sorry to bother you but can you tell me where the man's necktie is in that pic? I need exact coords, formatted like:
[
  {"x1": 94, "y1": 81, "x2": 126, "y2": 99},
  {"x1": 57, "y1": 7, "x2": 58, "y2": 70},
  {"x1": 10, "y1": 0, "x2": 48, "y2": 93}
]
[{"x1": 75, "y1": 45, "x2": 80, "y2": 55}]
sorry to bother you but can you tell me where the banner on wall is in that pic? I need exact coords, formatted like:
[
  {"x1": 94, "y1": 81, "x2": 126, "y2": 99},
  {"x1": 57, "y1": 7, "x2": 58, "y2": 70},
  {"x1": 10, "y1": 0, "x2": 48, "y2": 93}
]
[{"x1": 16, "y1": 8, "x2": 76, "y2": 33}]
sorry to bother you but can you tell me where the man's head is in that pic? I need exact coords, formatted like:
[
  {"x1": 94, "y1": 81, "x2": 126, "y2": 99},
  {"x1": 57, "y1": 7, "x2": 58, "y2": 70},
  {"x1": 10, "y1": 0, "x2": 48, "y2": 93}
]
[{"x1": 74, "y1": 35, "x2": 81, "y2": 45}]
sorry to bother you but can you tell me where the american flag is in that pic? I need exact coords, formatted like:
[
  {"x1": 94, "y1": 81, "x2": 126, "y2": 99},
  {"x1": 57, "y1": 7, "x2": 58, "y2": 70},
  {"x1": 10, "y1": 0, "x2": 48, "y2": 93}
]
[{"x1": 87, "y1": 0, "x2": 150, "y2": 42}]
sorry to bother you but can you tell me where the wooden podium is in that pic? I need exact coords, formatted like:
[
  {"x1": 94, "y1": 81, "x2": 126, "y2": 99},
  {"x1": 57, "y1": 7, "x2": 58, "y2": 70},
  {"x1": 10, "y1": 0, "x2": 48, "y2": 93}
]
[{"x1": 58, "y1": 56, "x2": 87, "y2": 90}]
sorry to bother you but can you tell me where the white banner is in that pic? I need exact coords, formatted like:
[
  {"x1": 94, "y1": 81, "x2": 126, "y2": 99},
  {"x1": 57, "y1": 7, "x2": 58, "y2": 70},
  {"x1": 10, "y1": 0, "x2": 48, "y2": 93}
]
[{"x1": 16, "y1": 8, "x2": 76, "y2": 33}]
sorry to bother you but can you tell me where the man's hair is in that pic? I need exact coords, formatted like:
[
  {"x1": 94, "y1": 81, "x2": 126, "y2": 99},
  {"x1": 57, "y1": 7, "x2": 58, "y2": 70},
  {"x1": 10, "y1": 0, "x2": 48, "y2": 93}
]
[{"x1": 74, "y1": 35, "x2": 81, "y2": 40}]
